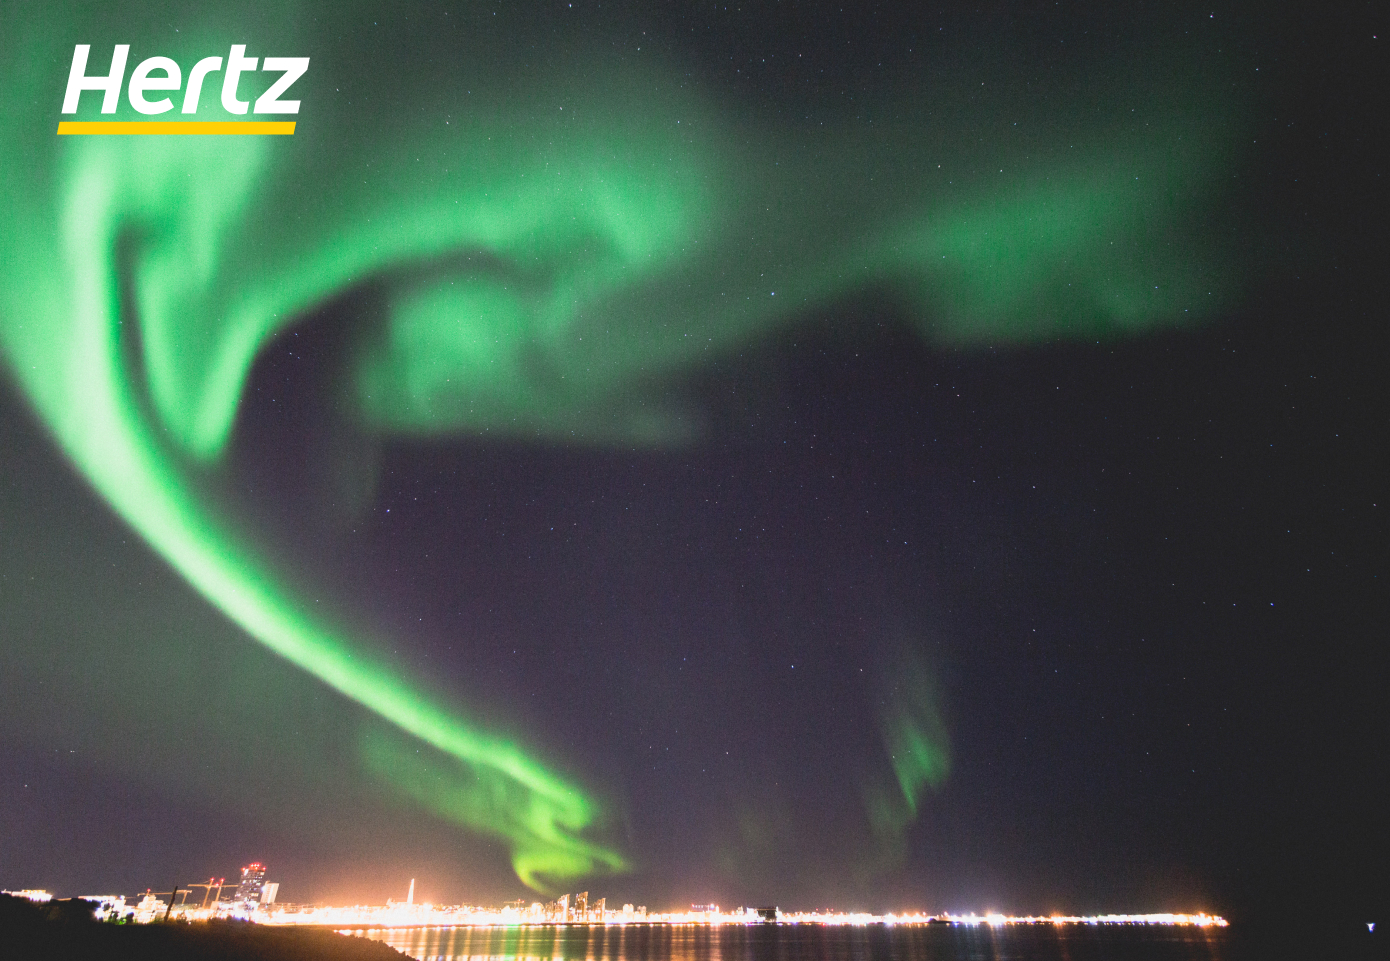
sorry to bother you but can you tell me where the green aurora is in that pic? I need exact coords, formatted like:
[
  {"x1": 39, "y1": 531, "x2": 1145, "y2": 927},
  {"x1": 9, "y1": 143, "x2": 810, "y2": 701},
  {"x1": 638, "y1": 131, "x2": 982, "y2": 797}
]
[{"x1": 0, "y1": 1, "x2": 1248, "y2": 889}]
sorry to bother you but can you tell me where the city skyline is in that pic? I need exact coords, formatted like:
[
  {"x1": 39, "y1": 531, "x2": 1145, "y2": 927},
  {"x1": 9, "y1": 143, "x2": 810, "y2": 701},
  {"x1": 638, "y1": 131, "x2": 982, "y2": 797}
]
[{"x1": 4, "y1": 879, "x2": 1228, "y2": 930}]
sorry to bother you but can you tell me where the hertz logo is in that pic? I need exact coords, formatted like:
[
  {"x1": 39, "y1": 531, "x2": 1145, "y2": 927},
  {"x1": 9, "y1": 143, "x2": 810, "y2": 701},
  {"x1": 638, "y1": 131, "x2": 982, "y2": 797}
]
[{"x1": 58, "y1": 44, "x2": 308, "y2": 135}]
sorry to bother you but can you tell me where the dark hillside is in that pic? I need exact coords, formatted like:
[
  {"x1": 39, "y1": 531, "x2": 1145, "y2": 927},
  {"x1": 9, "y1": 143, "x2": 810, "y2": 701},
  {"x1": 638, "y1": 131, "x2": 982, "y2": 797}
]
[{"x1": 0, "y1": 894, "x2": 407, "y2": 961}]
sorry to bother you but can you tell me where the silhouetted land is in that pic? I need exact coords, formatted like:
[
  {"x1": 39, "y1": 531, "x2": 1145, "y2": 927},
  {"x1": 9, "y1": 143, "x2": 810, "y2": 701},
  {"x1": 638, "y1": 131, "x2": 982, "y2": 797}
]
[{"x1": 0, "y1": 894, "x2": 408, "y2": 961}]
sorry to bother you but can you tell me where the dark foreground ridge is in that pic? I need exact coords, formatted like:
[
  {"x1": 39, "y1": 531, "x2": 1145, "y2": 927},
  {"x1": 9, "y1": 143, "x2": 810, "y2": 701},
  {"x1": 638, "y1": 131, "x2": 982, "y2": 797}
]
[{"x1": 0, "y1": 894, "x2": 407, "y2": 961}]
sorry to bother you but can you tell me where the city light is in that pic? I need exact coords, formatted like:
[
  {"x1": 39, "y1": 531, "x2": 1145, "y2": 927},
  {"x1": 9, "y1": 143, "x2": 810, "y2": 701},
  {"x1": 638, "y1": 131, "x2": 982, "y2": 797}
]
[{"x1": 5, "y1": 871, "x2": 1227, "y2": 930}]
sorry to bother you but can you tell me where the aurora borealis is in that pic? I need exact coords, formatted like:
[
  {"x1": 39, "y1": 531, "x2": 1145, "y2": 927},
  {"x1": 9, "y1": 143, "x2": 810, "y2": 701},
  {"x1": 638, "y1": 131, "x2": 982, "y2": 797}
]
[{"x1": 0, "y1": 0, "x2": 1383, "y2": 928}]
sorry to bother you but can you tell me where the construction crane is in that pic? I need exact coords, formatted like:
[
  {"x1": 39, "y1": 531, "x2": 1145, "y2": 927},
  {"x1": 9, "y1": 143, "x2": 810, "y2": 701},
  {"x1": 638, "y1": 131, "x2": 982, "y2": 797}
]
[{"x1": 183, "y1": 878, "x2": 228, "y2": 910}]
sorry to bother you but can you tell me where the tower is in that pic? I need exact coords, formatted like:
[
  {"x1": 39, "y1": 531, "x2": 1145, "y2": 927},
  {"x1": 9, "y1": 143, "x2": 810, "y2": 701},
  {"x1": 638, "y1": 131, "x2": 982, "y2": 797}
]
[{"x1": 234, "y1": 863, "x2": 266, "y2": 907}]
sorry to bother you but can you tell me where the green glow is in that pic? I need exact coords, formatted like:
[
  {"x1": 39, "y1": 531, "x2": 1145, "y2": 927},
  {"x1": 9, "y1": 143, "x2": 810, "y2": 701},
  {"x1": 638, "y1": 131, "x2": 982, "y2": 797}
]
[
  {"x1": 360, "y1": 726, "x2": 623, "y2": 891},
  {"x1": 863, "y1": 643, "x2": 951, "y2": 856},
  {"x1": 0, "y1": 56, "x2": 634, "y2": 888},
  {"x1": 1, "y1": 2, "x2": 1246, "y2": 883}
]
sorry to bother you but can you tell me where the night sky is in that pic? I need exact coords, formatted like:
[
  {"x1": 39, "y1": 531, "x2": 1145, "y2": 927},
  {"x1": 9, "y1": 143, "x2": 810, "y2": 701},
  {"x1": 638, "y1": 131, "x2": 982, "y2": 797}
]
[{"x1": 0, "y1": 0, "x2": 1384, "y2": 929}]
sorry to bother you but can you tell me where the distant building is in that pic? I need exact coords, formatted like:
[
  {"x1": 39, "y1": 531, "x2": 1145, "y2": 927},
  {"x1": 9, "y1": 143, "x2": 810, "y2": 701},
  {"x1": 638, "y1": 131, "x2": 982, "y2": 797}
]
[
  {"x1": 133, "y1": 893, "x2": 166, "y2": 924},
  {"x1": 1, "y1": 890, "x2": 52, "y2": 902},
  {"x1": 260, "y1": 883, "x2": 279, "y2": 905},
  {"x1": 81, "y1": 896, "x2": 127, "y2": 921},
  {"x1": 235, "y1": 863, "x2": 266, "y2": 906},
  {"x1": 757, "y1": 906, "x2": 779, "y2": 922}
]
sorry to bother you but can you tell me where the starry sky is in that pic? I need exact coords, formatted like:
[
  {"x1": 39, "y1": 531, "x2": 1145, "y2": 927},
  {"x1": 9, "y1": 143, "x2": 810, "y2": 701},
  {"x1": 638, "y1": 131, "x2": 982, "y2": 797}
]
[{"x1": 0, "y1": 0, "x2": 1384, "y2": 926}]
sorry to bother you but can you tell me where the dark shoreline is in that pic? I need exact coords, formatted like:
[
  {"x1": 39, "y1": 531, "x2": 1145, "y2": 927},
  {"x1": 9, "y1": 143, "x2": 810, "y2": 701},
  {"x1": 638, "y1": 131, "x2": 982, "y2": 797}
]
[{"x1": 0, "y1": 894, "x2": 408, "y2": 961}]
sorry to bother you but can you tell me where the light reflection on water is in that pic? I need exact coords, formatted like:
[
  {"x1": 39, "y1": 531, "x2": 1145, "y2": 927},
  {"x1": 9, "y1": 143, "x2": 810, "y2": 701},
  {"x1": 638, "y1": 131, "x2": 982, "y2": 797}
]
[{"x1": 345, "y1": 923, "x2": 1230, "y2": 961}]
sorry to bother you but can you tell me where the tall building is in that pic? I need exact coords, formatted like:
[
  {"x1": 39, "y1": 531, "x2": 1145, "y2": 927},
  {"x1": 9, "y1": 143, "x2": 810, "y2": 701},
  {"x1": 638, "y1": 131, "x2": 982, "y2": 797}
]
[{"x1": 235, "y1": 863, "x2": 266, "y2": 906}]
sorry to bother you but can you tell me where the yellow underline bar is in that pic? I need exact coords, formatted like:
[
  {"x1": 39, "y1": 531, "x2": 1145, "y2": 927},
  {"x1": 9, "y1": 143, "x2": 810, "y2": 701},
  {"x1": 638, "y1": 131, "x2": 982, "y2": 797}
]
[{"x1": 57, "y1": 121, "x2": 295, "y2": 135}]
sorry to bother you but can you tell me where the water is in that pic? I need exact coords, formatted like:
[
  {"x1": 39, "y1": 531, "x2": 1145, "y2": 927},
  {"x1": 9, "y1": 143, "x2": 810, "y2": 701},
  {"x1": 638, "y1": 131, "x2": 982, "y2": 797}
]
[{"x1": 344, "y1": 923, "x2": 1233, "y2": 961}]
